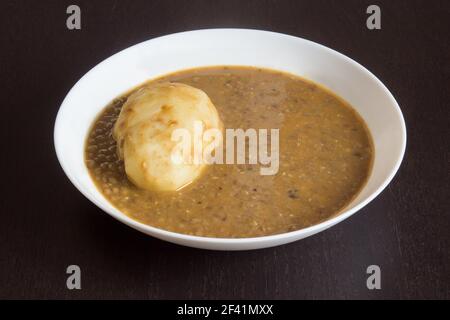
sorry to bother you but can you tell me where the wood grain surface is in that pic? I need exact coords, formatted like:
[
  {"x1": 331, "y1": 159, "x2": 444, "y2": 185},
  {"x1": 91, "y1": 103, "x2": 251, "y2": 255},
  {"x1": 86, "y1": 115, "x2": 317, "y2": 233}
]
[{"x1": 0, "y1": 0, "x2": 448, "y2": 299}]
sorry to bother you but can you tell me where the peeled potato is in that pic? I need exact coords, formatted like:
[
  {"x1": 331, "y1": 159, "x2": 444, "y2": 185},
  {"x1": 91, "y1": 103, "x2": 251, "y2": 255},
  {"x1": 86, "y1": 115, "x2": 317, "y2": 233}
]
[{"x1": 113, "y1": 82, "x2": 222, "y2": 191}]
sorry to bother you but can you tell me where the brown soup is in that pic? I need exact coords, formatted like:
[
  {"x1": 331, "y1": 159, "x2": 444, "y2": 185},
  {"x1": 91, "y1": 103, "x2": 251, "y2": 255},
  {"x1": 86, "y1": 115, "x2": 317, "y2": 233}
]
[{"x1": 85, "y1": 66, "x2": 373, "y2": 238}]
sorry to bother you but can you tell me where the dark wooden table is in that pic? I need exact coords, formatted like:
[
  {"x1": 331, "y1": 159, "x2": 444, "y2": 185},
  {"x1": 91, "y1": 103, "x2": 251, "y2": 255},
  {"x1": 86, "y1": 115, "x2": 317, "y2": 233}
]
[{"x1": 0, "y1": 0, "x2": 448, "y2": 300}]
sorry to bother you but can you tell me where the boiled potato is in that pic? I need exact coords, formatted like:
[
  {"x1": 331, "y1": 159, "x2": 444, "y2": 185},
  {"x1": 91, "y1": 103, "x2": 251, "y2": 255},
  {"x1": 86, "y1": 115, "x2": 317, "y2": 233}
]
[{"x1": 113, "y1": 82, "x2": 222, "y2": 191}]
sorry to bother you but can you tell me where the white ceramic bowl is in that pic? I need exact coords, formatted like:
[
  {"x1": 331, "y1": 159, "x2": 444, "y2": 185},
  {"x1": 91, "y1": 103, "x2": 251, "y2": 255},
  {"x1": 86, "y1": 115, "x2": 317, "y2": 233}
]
[{"x1": 54, "y1": 29, "x2": 406, "y2": 250}]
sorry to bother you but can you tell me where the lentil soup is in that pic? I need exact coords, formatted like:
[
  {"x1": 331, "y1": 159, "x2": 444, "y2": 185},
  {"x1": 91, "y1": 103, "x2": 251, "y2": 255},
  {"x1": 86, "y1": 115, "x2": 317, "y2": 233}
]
[{"x1": 85, "y1": 66, "x2": 373, "y2": 238}]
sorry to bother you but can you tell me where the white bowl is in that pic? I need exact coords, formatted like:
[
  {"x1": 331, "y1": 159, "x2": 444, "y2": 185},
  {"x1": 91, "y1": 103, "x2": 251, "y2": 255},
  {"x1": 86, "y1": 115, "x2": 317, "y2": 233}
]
[{"x1": 54, "y1": 29, "x2": 406, "y2": 250}]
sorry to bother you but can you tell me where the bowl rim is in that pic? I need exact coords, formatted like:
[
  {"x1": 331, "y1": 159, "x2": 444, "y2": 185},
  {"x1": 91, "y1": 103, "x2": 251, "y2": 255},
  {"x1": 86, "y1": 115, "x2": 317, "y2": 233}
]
[{"x1": 54, "y1": 28, "x2": 407, "y2": 246}]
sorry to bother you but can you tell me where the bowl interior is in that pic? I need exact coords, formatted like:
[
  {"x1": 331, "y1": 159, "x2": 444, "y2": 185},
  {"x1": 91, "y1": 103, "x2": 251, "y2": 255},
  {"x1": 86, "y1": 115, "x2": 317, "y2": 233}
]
[{"x1": 54, "y1": 29, "x2": 406, "y2": 250}]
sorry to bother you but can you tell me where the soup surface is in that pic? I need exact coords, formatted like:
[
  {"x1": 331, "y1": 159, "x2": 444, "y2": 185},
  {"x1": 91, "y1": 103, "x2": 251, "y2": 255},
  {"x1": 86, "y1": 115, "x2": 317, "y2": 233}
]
[{"x1": 85, "y1": 66, "x2": 373, "y2": 238}]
